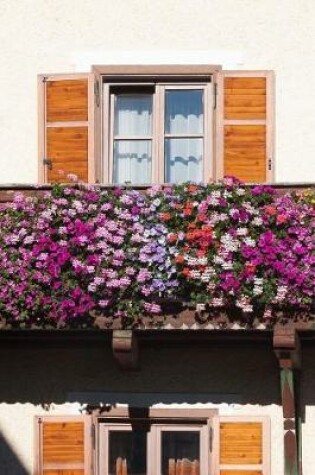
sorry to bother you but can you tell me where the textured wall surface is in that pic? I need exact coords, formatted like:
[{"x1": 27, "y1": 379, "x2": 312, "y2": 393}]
[
  {"x1": 0, "y1": 340, "x2": 284, "y2": 474},
  {"x1": 0, "y1": 0, "x2": 315, "y2": 183}
]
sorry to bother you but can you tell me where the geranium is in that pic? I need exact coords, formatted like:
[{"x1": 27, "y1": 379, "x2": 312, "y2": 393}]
[{"x1": 0, "y1": 179, "x2": 313, "y2": 328}]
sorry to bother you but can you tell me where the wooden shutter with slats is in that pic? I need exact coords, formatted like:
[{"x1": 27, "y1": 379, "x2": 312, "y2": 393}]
[
  {"x1": 216, "y1": 71, "x2": 274, "y2": 183},
  {"x1": 218, "y1": 416, "x2": 270, "y2": 475},
  {"x1": 38, "y1": 74, "x2": 94, "y2": 183},
  {"x1": 35, "y1": 415, "x2": 92, "y2": 475}
]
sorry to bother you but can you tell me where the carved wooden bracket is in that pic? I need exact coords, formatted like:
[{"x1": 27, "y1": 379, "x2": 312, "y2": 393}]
[
  {"x1": 273, "y1": 326, "x2": 301, "y2": 369},
  {"x1": 112, "y1": 330, "x2": 139, "y2": 370},
  {"x1": 273, "y1": 326, "x2": 301, "y2": 475}
]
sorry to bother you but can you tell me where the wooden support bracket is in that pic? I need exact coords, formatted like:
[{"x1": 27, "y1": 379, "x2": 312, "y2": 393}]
[
  {"x1": 112, "y1": 330, "x2": 139, "y2": 370},
  {"x1": 273, "y1": 326, "x2": 302, "y2": 475}
]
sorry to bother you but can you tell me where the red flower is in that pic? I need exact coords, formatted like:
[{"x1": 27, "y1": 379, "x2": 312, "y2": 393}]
[
  {"x1": 175, "y1": 255, "x2": 185, "y2": 264},
  {"x1": 159, "y1": 212, "x2": 171, "y2": 221},
  {"x1": 168, "y1": 233, "x2": 178, "y2": 243},
  {"x1": 265, "y1": 205, "x2": 277, "y2": 216},
  {"x1": 197, "y1": 214, "x2": 207, "y2": 222},
  {"x1": 182, "y1": 267, "x2": 191, "y2": 277},
  {"x1": 276, "y1": 214, "x2": 287, "y2": 224}
]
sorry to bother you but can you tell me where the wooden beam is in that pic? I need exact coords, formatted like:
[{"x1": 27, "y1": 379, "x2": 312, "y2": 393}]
[
  {"x1": 273, "y1": 327, "x2": 301, "y2": 475},
  {"x1": 112, "y1": 330, "x2": 139, "y2": 370}
]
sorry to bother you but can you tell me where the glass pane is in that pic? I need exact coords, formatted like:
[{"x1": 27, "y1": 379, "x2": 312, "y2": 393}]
[
  {"x1": 161, "y1": 431, "x2": 200, "y2": 475},
  {"x1": 165, "y1": 138, "x2": 203, "y2": 183},
  {"x1": 109, "y1": 429, "x2": 147, "y2": 475},
  {"x1": 113, "y1": 140, "x2": 152, "y2": 184},
  {"x1": 165, "y1": 90, "x2": 203, "y2": 134},
  {"x1": 115, "y1": 94, "x2": 152, "y2": 136}
]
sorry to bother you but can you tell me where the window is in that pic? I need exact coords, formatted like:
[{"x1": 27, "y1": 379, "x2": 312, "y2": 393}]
[
  {"x1": 103, "y1": 81, "x2": 212, "y2": 184},
  {"x1": 35, "y1": 411, "x2": 270, "y2": 475},
  {"x1": 39, "y1": 67, "x2": 274, "y2": 185},
  {"x1": 98, "y1": 408, "x2": 212, "y2": 474}
]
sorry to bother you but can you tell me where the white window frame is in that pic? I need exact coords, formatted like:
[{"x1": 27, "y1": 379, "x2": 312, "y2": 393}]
[
  {"x1": 102, "y1": 80, "x2": 213, "y2": 185},
  {"x1": 96, "y1": 407, "x2": 216, "y2": 475}
]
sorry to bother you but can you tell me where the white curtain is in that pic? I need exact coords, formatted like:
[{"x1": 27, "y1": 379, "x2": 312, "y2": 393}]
[
  {"x1": 165, "y1": 90, "x2": 203, "y2": 182},
  {"x1": 165, "y1": 138, "x2": 202, "y2": 183},
  {"x1": 113, "y1": 140, "x2": 151, "y2": 184},
  {"x1": 165, "y1": 90, "x2": 203, "y2": 135},
  {"x1": 113, "y1": 94, "x2": 152, "y2": 183}
]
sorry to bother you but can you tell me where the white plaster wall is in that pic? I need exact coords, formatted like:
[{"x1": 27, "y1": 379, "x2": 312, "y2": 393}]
[{"x1": 0, "y1": 0, "x2": 315, "y2": 183}]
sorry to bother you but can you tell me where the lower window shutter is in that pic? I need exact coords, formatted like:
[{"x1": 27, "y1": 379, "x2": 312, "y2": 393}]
[
  {"x1": 35, "y1": 415, "x2": 92, "y2": 475},
  {"x1": 38, "y1": 74, "x2": 94, "y2": 183},
  {"x1": 218, "y1": 416, "x2": 270, "y2": 475},
  {"x1": 216, "y1": 71, "x2": 274, "y2": 183}
]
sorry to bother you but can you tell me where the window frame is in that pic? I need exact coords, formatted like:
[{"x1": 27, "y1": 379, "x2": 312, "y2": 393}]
[
  {"x1": 95, "y1": 406, "x2": 217, "y2": 475},
  {"x1": 92, "y1": 64, "x2": 222, "y2": 185}
]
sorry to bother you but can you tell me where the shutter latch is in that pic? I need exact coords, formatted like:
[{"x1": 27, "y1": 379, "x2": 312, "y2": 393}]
[
  {"x1": 43, "y1": 158, "x2": 52, "y2": 170},
  {"x1": 213, "y1": 83, "x2": 218, "y2": 110},
  {"x1": 209, "y1": 426, "x2": 213, "y2": 452},
  {"x1": 91, "y1": 422, "x2": 96, "y2": 449}
]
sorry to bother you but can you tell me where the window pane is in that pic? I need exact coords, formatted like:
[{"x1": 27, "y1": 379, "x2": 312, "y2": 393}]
[
  {"x1": 109, "y1": 430, "x2": 147, "y2": 475},
  {"x1": 161, "y1": 431, "x2": 200, "y2": 475},
  {"x1": 115, "y1": 94, "x2": 152, "y2": 136},
  {"x1": 165, "y1": 138, "x2": 202, "y2": 183},
  {"x1": 113, "y1": 140, "x2": 152, "y2": 184},
  {"x1": 165, "y1": 90, "x2": 203, "y2": 134}
]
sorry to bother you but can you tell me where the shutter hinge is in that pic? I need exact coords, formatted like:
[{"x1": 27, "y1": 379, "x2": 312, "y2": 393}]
[
  {"x1": 213, "y1": 83, "x2": 218, "y2": 110},
  {"x1": 268, "y1": 158, "x2": 272, "y2": 171},
  {"x1": 43, "y1": 158, "x2": 52, "y2": 170},
  {"x1": 94, "y1": 79, "x2": 100, "y2": 107},
  {"x1": 91, "y1": 422, "x2": 96, "y2": 449},
  {"x1": 42, "y1": 76, "x2": 48, "y2": 83}
]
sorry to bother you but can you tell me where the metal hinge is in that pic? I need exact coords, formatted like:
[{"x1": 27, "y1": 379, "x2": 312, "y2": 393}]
[
  {"x1": 94, "y1": 79, "x2": 100, "y2": 107},
  {"x1": 213, "y1": 83, "x2": 218, "y2": 110},
  {"x1": 43, "y1": 158, "x2": 52, "y2": 170},
  {"x1": 268, "y1": 158, "x2": 272, "y2": 171}
]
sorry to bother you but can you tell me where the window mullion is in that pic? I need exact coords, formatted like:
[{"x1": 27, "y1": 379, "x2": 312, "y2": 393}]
[
  {"x1": 102, "y1": 83, "x2": 110, "y2": 183},
  {"x1": 204, "y1": 82, "x2": 214, "y2": 182},
  {"x1": 155, "y1": 84, "x2": 165, "y2": 184}
]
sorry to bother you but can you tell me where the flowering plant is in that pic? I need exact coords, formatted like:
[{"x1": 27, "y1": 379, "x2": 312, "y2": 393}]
[{"x1": 0, "y1": 179, "x2": 313, "y2": 328}]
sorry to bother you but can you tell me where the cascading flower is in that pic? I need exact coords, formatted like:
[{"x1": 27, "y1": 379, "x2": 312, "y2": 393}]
[{"x1": 0, "y1": 180, "x2": 313, "y2": 328}]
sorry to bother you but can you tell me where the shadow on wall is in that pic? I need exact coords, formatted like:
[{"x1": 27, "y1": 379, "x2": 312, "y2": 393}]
[
  {"x1": 0, "y1": 336, "x2": 282, "y2": 406},
  {"x1": 0, "y1": 432, "x2": 28, "y2": 475}
]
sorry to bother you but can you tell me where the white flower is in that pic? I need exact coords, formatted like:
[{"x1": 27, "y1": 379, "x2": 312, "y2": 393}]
[
  {"x1": 222, "y1": 261, "x2": 233, "y2": 270},
  {"x1": 198, "y1": 257, "x2": 208, "y2": 266},
  {"x1": 253, "y1": 286, "x2": 263, "y2": 296},
  {"x1": 214, "y1": 256, "x2": 224, "y2": 265},
  {"x1": 252, "y1": 217, "x2": 263, "y2": 226},
  {"x1": 236, "y1": 227, "x2": 248, "y2": 236},
  {"x1": 244, "y1": 237, "x2": 256, "y2": 247}
]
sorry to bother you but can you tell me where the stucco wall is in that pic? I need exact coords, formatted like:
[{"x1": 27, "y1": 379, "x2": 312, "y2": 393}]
[
  {"x1": 0, "y1": 0, "x2": 315, "y2": 184},
  {"x1": 0, "y1": 339, "x2": 285, "y2": 474}
]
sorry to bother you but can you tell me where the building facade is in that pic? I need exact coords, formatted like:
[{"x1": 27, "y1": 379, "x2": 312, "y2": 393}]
[{"x1": 0, "y1": 1, "x2": 314, "y2": 474}]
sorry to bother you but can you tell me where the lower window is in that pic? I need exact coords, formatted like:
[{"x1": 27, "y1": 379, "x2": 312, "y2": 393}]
[
  {"x1": 97, "y1": 408, "x2": 213, "y2": 475},
  {"x1": 35, "y1": 411, "x2": 270, "y2": 474}
]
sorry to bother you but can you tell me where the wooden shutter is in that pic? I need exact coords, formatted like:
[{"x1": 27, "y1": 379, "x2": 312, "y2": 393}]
[
  {"x1": 35, "y1": 415, "x2": 92, "y2": 475},
  {"x1": 216, "y1": 71, "x2": 274, "y2": 183},
  {"x1": 218, "y1": 416, "x2": 270, "y2": 475},
  {"x1": 38, "y1": 74, "x2": 94, "y2": 183}
]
